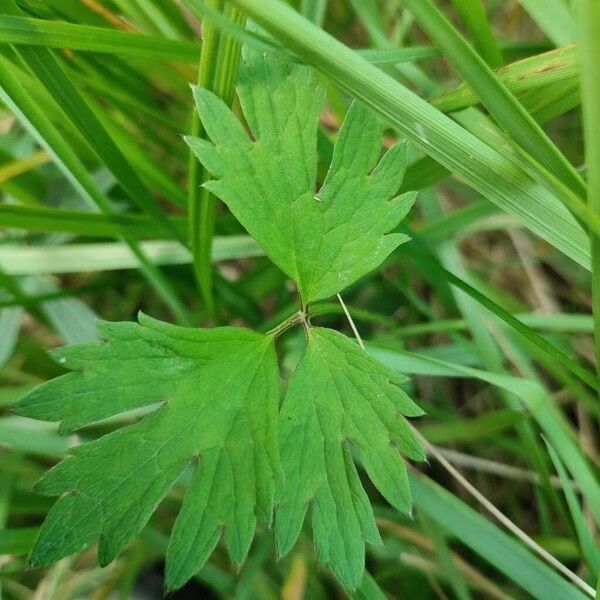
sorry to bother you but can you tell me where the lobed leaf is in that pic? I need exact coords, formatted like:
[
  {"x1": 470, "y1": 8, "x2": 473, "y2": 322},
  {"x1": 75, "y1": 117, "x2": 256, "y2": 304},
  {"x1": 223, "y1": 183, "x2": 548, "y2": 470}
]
[
  {"x1": 187, "y1": 48, "x2": 414, "y2": 304},
  {"x1": 14, "y1": 314, "x2": 280, "y2": 591},
  {"x1": 13, "y1": 47, "x2": 424, "y2": 592},
  {"x1": 275, "y1": 327, "x2": 424, "y2": 588}
]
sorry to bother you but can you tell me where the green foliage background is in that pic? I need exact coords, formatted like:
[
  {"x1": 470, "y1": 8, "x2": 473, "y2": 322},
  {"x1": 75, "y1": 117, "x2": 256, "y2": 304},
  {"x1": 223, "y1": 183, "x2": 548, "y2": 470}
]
[{"x1": 0, "y1": 0, "x2": 599, "y2": 598}]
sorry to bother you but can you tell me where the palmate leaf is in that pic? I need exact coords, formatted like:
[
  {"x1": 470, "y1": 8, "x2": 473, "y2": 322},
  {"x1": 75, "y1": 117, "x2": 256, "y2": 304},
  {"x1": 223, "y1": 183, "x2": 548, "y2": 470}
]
[
  {"x1": 276, "y1": 328, "x2": 424, "y2": 588},
  {"x1": 186, "y1": 47, "x2": 415, "y2": 304},
  {"x1": 14, "y1": 46, "x2": 423, "y2": 592},
  {"x1": 14, "y1": 314, "x2": 280, "y2": 591}
]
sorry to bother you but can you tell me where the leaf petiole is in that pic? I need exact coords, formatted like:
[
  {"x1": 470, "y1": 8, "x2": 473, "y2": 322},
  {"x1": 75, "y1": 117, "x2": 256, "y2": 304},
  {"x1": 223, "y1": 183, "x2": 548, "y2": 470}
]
[{"x1": 266, "y1": 310, "x2": 306, "y2": 338}]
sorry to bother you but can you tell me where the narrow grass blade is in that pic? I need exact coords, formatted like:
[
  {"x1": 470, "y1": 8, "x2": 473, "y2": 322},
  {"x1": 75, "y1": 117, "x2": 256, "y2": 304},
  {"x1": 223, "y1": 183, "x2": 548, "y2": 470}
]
[
  {"x1": 370, "y1": 346, "x2": 600, "y2": 529},
  {"x1": 516, "y1": 0, "x2": 575, "y2": 46},
  {"x1": 0, "y1": 304, "x2": 21, "y2": 367},
  {"x1": 0, "y1": 527, "x2": 38, "y2": 555},
  {"x1": 546, "y1": 440, "x2": 600, "y2": 575},
  {"x1": 0, "y1": 15, "x2": 200, "y2": 60},
  {"x1": 0, "y1": 149, "x2": 48, "y2": 183},
  {"x1": 450, "y1": 0, "x2": 503, "y2": 67},
  {"x1": 300, "y1": 0, "x2": 327, "y2": 26},
  {"x1": 419, "y1": 409, "x2": 523, "y2": 443},
  {"x1": 403, "y1": 242, "x2": 600, "y2": 394},
  {"x1": 432, "y1": 45, "x2": 578, "y2": 113},
  {"x1": 0, "y1": 237, "x2": 262, "y2": 275},
  {"x1": 576, "y1": 0, "x2": 600, "y2": 378},
  {"x1": 410, "y1": 473, "x2": 590, "y2": 600},
  {"x1": 1, "y1": 0, "x2": 183, "y2": 244},
  {"x1": 187, "y1": 0, "x2": 245, "y2": 319},
  {"x1": 400, "y1": 0, "x2": 585, "y2": 200},
  {"x1": 0, "y1": 54, "x2": 190, "y2": 323},
  {"x1": 0, "y1": 204, "x2": 186, "y2": 239}
]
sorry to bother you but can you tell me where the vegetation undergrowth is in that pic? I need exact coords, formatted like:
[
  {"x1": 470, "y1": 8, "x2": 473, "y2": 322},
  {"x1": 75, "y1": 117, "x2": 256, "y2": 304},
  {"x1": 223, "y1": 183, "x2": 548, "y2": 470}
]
[{"x1": 0, "y1": 1, "x2": 599, "y2": 599}]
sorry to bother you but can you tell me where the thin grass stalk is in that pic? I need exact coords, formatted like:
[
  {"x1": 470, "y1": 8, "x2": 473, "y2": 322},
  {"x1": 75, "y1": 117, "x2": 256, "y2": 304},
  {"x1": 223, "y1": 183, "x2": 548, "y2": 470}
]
[
  {"x1": 576, "y1": 0, "x2": 600, "y2": 382},
  {"x1": 337, "y1": 294, "x2": 594, "y2": 598},
  {"x1": 188, "y1": 0, "x2": 245, "y2": 321}
]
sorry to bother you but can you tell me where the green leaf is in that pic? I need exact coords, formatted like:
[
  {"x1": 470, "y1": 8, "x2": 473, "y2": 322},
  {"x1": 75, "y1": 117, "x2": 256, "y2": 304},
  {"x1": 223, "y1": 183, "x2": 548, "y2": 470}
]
[
  {"x1": 391, "y1": 0, "x2": 586, "y2": 200},
  {"x1": 187, "y1": 49, "x2": 415, "y2": 304},
  {"x1": 449, "y1": 0, "x2": 503, "y2": 68},
  {"x1": 0, "y1": 51, "x2": 190, "y2": 324},
  {"x1": 545, "y1": 440, "x2": 600, "y2": 575},
  {"x1": 0, "y1": 237, "x2": 263, "y2": 275},
  {"x1": 275, "y1": 327, "x2": 424, "y2": 590},
  {"x1": 225, "y1": 0, "x2": 591, "y2": 270},
  {"x1": 432, "y1": 45, "x2": 578, "y2": 114},
  {"x1": 14, "y1": 314, "x2": 280, "y2": 591}
]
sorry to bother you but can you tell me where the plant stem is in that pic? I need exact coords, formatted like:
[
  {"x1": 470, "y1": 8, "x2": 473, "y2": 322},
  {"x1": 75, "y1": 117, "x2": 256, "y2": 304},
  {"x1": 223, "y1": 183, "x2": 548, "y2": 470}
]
[
  {"x1": 266, "y1": 310, "x2": 305, "y2": 338},
  {"x1": 188, "y1": 0, "x2": 245, "y2": 322}
]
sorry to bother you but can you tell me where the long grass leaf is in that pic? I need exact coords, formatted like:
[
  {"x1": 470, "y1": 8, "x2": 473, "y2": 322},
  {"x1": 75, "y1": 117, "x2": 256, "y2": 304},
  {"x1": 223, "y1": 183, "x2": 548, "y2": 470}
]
[
  {"x1": 300, "y1": 0, "x2": 327, "y2": 27},
  {"x1": 404, "y1": 244, "x2": 600, "y2": 393},
  {"x1": 546, "y1": 441, "x2": 600, "y2": 575},
  {"x1": 0, "y1": 0, "x2": 183, "y2": 244},
  {"x1": 187, "y1": 0, "x2": 245, "y2": 319},
  {"x1": 410, "y1": 473, "x2": 590, "y2": 600},
  {"x1": 432, "y1": 45, "x2": 578, "y2": 113},
  {"x1": 371, "y1": 346, "x2": 600, "y2": 529},
  {"x1": 449, "y1": 0, "x2": 503, "y2": 68},
  {"x1": 0, "y1": 15, "x2": 200, "y2": 60},
  {"x1": 576, "y1": 0, "x2": 600, "y2": 380},
  {"x1": 516, "y1": 0, "x2": 575, "y2": 46},
  {"x1": 400, "y1": 0, "x2": 585, "y2": 200},
  {"x1": 0, "y1": 237, "x2": 262, "y2": 275},
  {"x1": 0, "y1": 204, "x2": 186, "y2": 239}
]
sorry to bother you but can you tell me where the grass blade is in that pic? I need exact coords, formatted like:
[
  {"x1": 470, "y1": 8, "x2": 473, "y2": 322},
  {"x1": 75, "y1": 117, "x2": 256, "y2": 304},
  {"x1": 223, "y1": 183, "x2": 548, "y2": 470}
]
[
  {"x1": 546, "y1": 440, "x2": 600, "y2": 575},
  {"x1": 186, "y1": 0, "x2": 245, "y2": 320},
  {"x1": 0, "y1": 54, "x2": 190, "y2": 324},
  {"x1": 300, "y1": 0, "x2": 327, "y2": 26},
  {"x1": 0, "y1": 204, "x2": 186, "y2": 239},
  {"x1": 0, "y1": 15, "x2": 200, "y2": 60},
  {"x1": 400, "y1": 0, "x2": 585, "y2": 200},
  {"x1": 0, "y1": 237, "x2": 262, "y2": 275},
  {"x1": 371, "y1": 346, "x2": 600, "y2": 530},
  {"x1": 449, "y1": 0, "x2": 503, "y2": 68},
  {"x1": 432, "y1": 45, "x2": 578, "y2": 113},
  {"x1": 0, "y1": 0, "x2": 183, "y2": 244},
  {"x1": 402, "y1": 239, "x2": 600, "y2": 394},
  {"x1": 410, "y1": 473, "x2": 591, "y2": 600},
  {"x1": 576, "y1": 0, "x2": 600, "y2": 382},
  {"x1": 516, "y1": 0, "x2": 575, "y2": 46}
]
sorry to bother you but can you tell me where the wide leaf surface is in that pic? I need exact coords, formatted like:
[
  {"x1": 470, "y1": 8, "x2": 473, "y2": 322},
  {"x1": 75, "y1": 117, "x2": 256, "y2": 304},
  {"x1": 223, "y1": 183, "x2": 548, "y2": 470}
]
[
  {"x1": 187, "y1": 49, "x2": 415, "y2": 304},
  {"x1": 14, "y1": 313, "x2": 280, "y2": 591},
  {"x1": 275, "y1": 327, "x2": 425, "y2": 589}
]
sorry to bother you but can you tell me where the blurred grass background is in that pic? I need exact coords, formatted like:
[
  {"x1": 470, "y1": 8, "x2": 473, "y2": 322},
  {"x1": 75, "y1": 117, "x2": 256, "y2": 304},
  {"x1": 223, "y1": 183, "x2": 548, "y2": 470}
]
[{"x1": 0, "y1": 0, "x2": 599, "y2": 598}]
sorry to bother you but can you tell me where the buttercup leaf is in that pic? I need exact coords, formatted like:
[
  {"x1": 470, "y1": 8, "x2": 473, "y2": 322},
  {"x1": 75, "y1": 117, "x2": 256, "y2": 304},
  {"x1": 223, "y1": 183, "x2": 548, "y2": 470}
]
[
  {"x1": 14, "y1": 47, "x2": 423, "y2": 593},
  {"x1": 14, "y1": 314, "x2": 280, "y2": 591},
  {"x1": 275, "y1": 327, "x2": 425, "y2": 589},
  {"x1": 187, "y1": 48, "x2": 415, "y2": 304}
]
